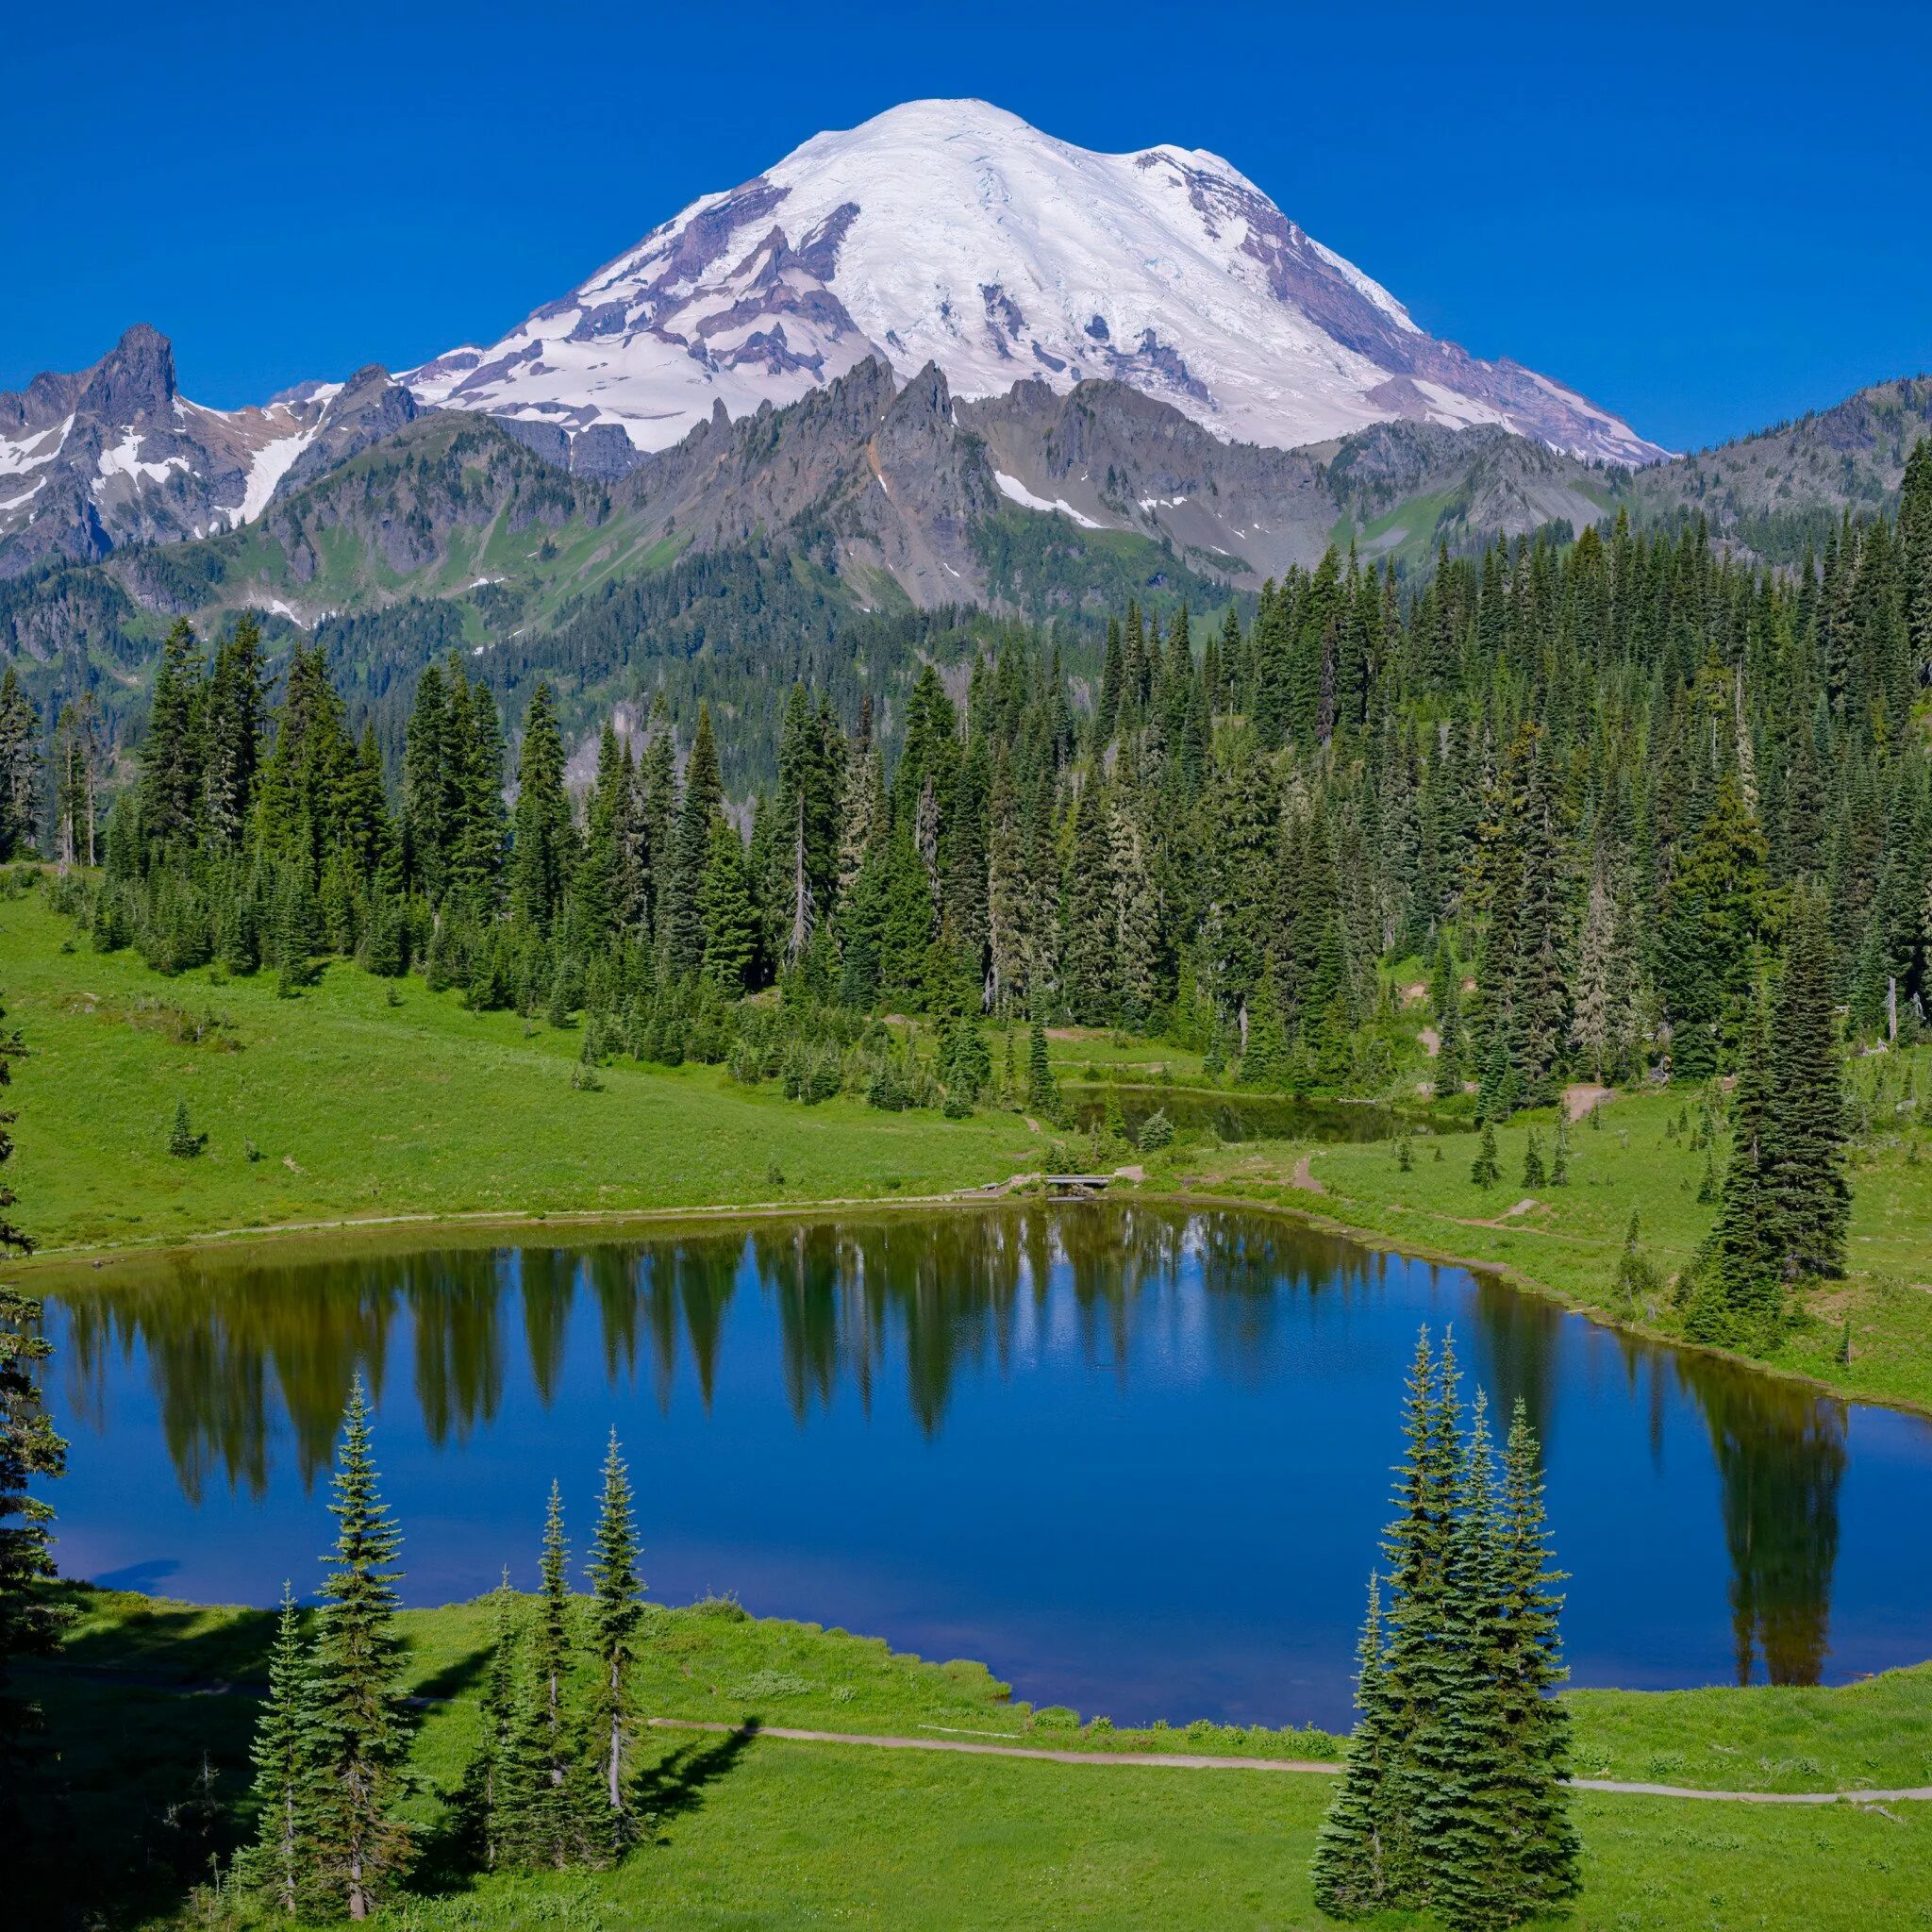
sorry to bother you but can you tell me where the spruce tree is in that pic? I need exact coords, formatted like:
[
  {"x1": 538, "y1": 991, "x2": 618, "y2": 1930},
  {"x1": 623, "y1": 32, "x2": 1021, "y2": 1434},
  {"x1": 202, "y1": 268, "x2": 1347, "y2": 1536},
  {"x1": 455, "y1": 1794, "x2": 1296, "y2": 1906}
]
[
  {"x1": 585, "y1": 1432, "x2": 643, "y2": 1851},
  {"x1": 1024, "y1": 1021, "x2": 1059, "y2": 1120},
  {"x1": 1309, "y1": 1573, "x2": 1395, "y2": 1918},
  {"x1": 0, "y1": 1267, "x2": 67, "y2": 1824},
  {"x1": 511, "y1": 1480, "x2": 585, "y2": 1870},
  {"x1": 1767, "y1": 882, "x2": 1848, "y2": 1279},
  {"x1": 1471, "y1": 1122, "x2": 1501, "y2": 1190},
  {"x1": 0, "y1": 1011, "x2": 67, "y2": 1816},
  {"x1": 466, "y1": 1568, "x2": 519, "y2": 1871},
  {"x1": 1520, "y1": 1128, "x2": 1544, "y2": 1190},
  {"x1": 306, "y1": 1376, "x2": 412, "y2": 1919},
  {"x1": 665, "y1": 706, "x2": 723, "y2": 979},
  {"x1": 1491, "y1": 1401, "x2": 1581, "y2": 1918},
  {"x1": 240, "y1": 1583, "x2": 312, "y2": 1916},
  {"x1": 509, "y1": 682, "x2": 575, "y2": 931},
  {"x1": 1374, "y1": 1326, "x2": 1464, "y2": 1906},
  {"x1": 1702, "y1": 997, "x2": 1781, "y2": 1341},
  {"x1": 0, "y1": 669, "x2": 41, "y2": 862}
]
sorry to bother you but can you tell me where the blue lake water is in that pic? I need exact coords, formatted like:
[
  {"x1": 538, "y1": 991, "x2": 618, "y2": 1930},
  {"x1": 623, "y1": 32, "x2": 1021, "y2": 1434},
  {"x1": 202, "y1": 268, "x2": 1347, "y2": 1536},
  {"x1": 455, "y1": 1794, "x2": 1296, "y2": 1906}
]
[{"x1": 41, "y1": 1203, "x2": 1932, "y2": 1730}]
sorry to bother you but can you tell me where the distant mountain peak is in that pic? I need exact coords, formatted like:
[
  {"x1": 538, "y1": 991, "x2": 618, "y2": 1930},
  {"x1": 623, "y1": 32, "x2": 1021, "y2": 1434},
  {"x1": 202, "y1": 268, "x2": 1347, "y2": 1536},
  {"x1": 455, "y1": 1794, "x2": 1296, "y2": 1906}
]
[{"x1": 407, "y1": 98, "x2": 1664, "y2": 468}]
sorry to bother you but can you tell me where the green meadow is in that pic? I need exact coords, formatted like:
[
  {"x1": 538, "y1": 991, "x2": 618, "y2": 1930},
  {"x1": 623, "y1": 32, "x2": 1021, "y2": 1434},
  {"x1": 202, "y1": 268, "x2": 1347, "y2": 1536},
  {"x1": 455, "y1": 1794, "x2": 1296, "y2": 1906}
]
[{"x1": 19, "y1": 1588, "x2": 1932, "y2": 1931}]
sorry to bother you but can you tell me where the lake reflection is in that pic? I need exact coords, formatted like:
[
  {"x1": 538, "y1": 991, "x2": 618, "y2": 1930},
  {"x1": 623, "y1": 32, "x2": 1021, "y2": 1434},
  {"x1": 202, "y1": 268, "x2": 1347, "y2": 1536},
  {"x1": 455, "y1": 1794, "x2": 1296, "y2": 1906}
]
[{"x1": 43, "y1": 1206, "x2": 1932, "y2": 1727}]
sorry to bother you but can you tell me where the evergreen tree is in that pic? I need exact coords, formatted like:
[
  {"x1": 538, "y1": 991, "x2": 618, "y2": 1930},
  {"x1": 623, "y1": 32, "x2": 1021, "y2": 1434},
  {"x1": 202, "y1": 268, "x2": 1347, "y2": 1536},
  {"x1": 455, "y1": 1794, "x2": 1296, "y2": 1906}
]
[
  {"x1": 1024, "y1": 1021, "x2": 1059, "y2": 1119},
  {"x1": 465, "y1": 1568, "x2": 519, "y2": 1871},
  {"x1": 50, "y1": 695, "x2": 99, "y2": 869},
  {"x1": 1471, "y1": 1122, "x2": 1501, "y2": 1190},
  {"x1": 700, "y1": 814, "x2": 758, "y2": 994},
  {"x1": 509, "y1": 683, "x2": 575, "y2": 931},
  {"x1": 202, "y1": 618, "x2": 268, "y2": 852},
  {"x1": 240, "y1": 1583, "x2": 312, "y2": 1915},
  {"x1": 0, "y1": 669, "x2": 41, "y2": 862},
  {"x1": 139, "y1": 618, "x2": 207, "y2": 848},
  {"x1": 1374, "y1": 1326, "x2": 1463, "y2": 1905},
  {"x1": 306, "y1": 1376, "x2": 412, "y2": 1919},
  {"x1": 1491, "y1": 1402, "x2": 1581, "y2": 1917},
  {"x1": 1410, "y1": 1392, "x2": 1510, "y2": 1932},
  {"x1": 0, "y1": 998, "x2": 66, "y2": 1818},
  {"x1": 1767, "y1": 882, "x2": 1848, "y2": 1279},
  {"x1": 584, "y1": 1432, "x2": 643, "y2": 1850},
  {"x1": 1309, "y1": 1574, "x2": 1395, "y2": 1917},
  {"x1": 1520, "y1": 1128, "x2": 1544, "y2": 1191},
  {"x1": 512, "y1": 1480, "x2": 585, "y2": 1870}
]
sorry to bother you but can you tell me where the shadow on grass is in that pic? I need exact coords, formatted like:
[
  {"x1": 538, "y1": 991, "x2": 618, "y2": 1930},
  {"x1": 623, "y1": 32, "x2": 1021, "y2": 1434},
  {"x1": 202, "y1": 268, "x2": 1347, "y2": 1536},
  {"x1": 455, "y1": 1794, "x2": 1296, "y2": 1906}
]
[
  {"x1": 638, "y1": 1718, "x2": 763, "y2": 1829},
  {"x1": 50, "y1": 1585, "x2": 280, "y2": 1686}
]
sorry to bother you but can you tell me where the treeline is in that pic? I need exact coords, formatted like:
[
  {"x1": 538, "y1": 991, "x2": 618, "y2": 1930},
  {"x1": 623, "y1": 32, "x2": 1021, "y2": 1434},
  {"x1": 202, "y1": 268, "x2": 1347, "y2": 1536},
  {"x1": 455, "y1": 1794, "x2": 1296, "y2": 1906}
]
[{"x1": 25, "y1": 443, "x2": 1932, "y2": 1282}]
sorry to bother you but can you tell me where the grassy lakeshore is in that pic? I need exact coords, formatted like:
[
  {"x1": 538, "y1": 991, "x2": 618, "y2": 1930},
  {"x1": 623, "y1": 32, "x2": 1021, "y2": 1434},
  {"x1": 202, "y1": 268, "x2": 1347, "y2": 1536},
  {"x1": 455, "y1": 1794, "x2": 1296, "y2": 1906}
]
[
  {"x1": 0, "y1": 895, "x2": 1044, "y2": 1253},
  {"x1": 18, "y1": 1587, "x2": 1932, "y2": 1930},
  {"x1": 1165, "y1": 1088, "x2": 1932, "y2": 1416},
  {"x1": 5, "y1": 888, "x2": 1932, "y2": 1413}
]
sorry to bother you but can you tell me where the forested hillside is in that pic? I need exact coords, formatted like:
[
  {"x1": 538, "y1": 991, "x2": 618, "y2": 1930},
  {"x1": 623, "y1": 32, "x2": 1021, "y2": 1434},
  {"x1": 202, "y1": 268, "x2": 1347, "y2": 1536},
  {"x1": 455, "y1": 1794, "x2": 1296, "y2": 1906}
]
[{"x1": 12, "y1": 435, "x2": 1926, "y2": 1351}]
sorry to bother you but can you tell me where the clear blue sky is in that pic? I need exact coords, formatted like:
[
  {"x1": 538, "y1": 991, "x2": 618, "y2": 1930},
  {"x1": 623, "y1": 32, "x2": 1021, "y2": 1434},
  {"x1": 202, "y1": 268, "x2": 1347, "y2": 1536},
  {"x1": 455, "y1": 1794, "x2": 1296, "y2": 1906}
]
[{"x1": 7, "y1": 0, "x2": 1927, "y2": 452}]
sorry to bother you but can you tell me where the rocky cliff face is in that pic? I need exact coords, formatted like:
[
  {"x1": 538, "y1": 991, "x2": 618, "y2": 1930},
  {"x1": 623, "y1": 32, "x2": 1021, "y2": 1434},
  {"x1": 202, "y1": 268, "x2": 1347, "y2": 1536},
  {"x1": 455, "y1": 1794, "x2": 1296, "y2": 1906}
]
[{"x1": 0, "y1": 327, "x2": 420, "y2": 576}]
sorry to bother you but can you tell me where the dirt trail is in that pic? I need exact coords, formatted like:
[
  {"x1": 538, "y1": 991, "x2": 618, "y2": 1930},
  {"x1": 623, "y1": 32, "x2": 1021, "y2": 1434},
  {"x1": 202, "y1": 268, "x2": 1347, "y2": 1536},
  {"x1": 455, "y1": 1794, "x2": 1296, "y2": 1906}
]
[
  {"x1": 1290, "y1": 1155, "x2": 1324, "y2": 1195},
  {"x1": 645, "y1": 1719, "x2": 1932, "y2": 1804},
  {"x1": 1564, "y1": 1082, "x2": 1614, "y2": 1120}
]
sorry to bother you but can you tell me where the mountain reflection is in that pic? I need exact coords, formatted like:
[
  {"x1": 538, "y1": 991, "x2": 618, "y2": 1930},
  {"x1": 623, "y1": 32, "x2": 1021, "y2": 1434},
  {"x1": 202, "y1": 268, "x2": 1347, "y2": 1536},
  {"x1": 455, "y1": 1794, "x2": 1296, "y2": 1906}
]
[{"x1": 52, "y1": 1205, "x2": 1849, "y2": 1686}]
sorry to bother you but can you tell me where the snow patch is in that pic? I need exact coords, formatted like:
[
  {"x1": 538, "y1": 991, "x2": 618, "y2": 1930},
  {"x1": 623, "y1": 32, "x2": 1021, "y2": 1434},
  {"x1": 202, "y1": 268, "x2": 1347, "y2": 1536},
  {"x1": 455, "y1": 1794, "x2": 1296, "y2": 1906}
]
[
  {"x1": 0, "y1": 414, "x2": 72, "y2": 479},
  {"x1": 226, "y1": 423, "x2": 319, "y2": 525},
  {"x1": 993, "y1": 470, "x2": 1104, "y2": 529},
  {"x1": 94, "y1": 431, "x2": 191, "y2": 493}
]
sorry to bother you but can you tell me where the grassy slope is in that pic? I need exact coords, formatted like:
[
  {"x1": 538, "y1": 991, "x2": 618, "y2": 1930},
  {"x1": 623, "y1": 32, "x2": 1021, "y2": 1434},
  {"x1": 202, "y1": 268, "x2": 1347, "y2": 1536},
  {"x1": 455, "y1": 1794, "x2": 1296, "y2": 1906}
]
[
  {"x1": 0, "y1": 896, "x2": 1042, "y2": 1253},
  {"x1": 22, "y1": 1589, "x2": 1932, "y2": 1930}
]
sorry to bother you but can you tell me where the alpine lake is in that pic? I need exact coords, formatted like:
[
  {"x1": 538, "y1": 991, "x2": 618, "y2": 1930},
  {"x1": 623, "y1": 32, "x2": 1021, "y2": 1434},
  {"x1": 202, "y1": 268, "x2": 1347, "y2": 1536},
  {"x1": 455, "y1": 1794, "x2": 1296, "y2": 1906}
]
[{"x1": 39, "y1": 1198, "x2": 1932, "y2": 1731}]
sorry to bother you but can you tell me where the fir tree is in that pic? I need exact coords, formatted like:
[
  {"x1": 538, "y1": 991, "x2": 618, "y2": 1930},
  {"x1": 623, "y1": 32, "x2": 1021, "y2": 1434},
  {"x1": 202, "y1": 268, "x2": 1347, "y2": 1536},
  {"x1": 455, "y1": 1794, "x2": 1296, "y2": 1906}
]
[
  {"x1": 700, "y1": 814, "x2": 758, "y2": 994},
  {"x1": 665, "y1": 706, "x2": 723, "y2": 979},
  {"x1": 0, "y1": 1042, "x2": 67, "y2": 1815},
  {"x1": 1411, "y1": 1391, "x2": 1511, "y2": 1932},
  {"x1": 1767, "y1": 882, "x2": 1848, "y2": 1279},
  {"x1": 1471, "y1": 1122, "x2": 1501, "y2": 1190},
  {"x1": 1520, "y1": 1128, "x2": 1544, "y2": 1191},
  {"x1": 1309, "y1": 1573, "x2": 1394, "y2": 1917},
  {"x1": 465, "y1": 1569, "x2": 519, "y2": 1871},
  {"x1": 1374, "y1": 1326, "x2": 1464, "y2": 1905},
  {"x1": 306, "y1": 1376, "x2": 412, "y2": 1920},
  {"x1": 584, "y1": 1432, "x2": 643, "y2": 1850},
  {"x1": 1024, "y1": 1021, "x2": 1058, "y2": 1119},
  {"x1": 0, "y1": 669, "x2": 41, "y2": 862},
  {"x1": 509, "y1": 683, "x2": 575, "y2": 931},
  {"x1": 1491, "y1": 1401, "x2": 1581, "y2": 1918},
  {"x1": 1701, "y1": 997, "x2": 1781, "y2": 1341},
  {"x1": 240, "y1": 1583, "x2": 312, "y2": 1916},
  {"x1": 512, "y1": 1480, "x2": 585, "y2": 1870}
]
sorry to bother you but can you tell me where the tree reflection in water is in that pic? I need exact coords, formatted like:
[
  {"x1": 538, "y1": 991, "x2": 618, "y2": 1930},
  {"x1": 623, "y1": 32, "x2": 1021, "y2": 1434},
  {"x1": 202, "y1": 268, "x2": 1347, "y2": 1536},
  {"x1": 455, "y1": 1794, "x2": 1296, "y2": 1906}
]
[{"x1": 50, "y1": 1205, "x2": 1852, "y2": 1687}]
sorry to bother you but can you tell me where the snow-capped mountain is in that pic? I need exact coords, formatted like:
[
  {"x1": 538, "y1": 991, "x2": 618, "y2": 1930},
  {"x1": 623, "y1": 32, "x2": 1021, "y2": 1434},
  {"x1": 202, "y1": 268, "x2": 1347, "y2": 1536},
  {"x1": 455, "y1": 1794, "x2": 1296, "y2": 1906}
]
[
  {"x1": 408, "y1": 99, "x2": 1664, "y2": 468},
  {"x1": 0, "y1": 327, "x2": 416, "y2": 574}
]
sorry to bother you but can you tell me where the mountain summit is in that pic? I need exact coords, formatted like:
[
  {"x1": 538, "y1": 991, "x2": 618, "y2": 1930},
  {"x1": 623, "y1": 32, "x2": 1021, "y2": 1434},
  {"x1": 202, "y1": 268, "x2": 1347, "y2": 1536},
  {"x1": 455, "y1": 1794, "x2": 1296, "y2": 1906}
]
[{"x1": 408, "y1": 99, "x2": 1662, "y2": 466}]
